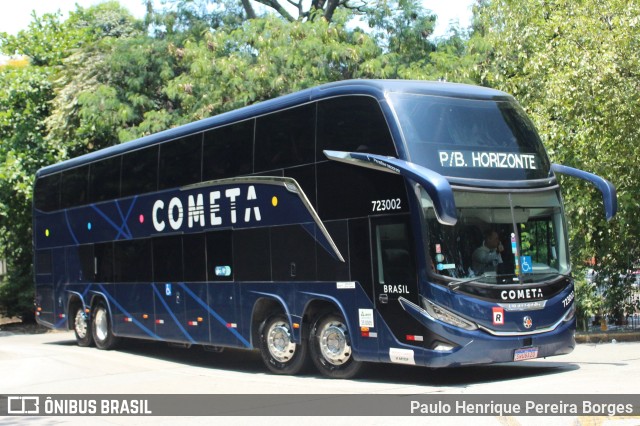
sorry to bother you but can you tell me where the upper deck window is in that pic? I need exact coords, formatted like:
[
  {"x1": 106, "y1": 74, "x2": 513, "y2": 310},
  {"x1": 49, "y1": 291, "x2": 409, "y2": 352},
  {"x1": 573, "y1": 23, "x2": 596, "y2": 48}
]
[
  {"x1": 34, "y1": 174, "x2": 60, "y2": 212},
  {"x1": 255, "y1": 104, "x2": 315, "y2": 172},
  {"x1": 121, "y1": 146, "x2": 159, "y2": 197},
  {"x1": 89, "y1": 156, "x2": 121, "y2": 202},
  {"x1": 390, "y1": 93, "x2": 550, "y2": 181},
  {"x1": 202, "y1": 120, "x2": 253, "y2": 181},
  {"x1": 60, "y1": 166, "x2": 89, "y2": 209},
  {"x1": 159, "y1": 134, "x2": 202, "y2": 190},
  {"x1": 317, "y1": 96, "x2": 396, "y2": 157}
]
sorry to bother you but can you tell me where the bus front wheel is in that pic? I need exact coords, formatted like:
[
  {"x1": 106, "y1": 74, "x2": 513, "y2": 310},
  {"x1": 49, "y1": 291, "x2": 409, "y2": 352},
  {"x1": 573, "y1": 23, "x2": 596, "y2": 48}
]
[
  {"x1": 72, "y1": 304, "x2": 93, "y2": 347},
  {"x1": 309, "y1": 312, "x2": 363, "y2": 379},
  {"x1": 91, "y1": 301, "x2": 119, "y2": 350},
  {"x1": 259, "y1": 314, "x2": 308, "y2": 375}
]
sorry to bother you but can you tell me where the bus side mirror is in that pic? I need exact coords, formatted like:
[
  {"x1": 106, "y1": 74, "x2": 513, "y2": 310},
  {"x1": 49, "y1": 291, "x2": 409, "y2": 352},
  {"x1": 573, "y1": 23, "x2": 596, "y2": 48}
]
[
  {"x1": 324, "y1": 150, "x2": 458, "y2": 226},
  {"x1": 551, "y1": 163, "x2": 618, "y2": 221}
]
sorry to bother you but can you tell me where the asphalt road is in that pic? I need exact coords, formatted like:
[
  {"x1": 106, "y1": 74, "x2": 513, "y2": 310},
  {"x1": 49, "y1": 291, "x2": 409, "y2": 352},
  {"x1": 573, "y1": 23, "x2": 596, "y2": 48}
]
[{"x1": 1, "y1": 331, "x2": 639, "y2": 425}]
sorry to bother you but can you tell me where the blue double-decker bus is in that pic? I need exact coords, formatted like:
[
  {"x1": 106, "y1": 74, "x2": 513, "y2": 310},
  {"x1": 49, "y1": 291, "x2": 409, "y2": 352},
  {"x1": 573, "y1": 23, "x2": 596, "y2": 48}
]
[{"x1": 33, "y1": 80, "x2": 616, "y2": 378}]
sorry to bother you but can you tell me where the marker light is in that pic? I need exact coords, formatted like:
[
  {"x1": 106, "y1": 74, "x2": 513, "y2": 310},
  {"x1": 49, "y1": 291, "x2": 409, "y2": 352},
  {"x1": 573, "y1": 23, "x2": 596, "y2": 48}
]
[
  {"x1": 563, "y1": 302, "x2": 576, "y2": 322},
  {"x1": 432, "y1": 341, "x2": 455, "y2": 352}
]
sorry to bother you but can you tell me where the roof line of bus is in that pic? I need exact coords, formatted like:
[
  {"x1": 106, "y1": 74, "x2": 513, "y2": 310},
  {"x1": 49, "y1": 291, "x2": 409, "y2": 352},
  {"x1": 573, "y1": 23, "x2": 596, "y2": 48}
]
[{"x1": 36, "y1": 79, "x2": 511, "y2": 178}]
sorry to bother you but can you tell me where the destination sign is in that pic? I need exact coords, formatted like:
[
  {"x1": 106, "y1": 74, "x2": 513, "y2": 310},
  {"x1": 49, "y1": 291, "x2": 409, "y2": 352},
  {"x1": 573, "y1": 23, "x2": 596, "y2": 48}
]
[{"x1": 438, "y1": 150, "x2": 538, "y2": 170}]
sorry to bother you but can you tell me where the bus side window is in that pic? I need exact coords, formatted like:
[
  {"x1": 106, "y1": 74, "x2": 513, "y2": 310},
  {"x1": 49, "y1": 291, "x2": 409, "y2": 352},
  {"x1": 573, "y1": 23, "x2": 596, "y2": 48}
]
[
  {"x1": 77, "y1": 244, "x2": 94, "y2": 282},
  {"x1": 94, "y1": 242, "x2": 114, "y2": 282},
  {"x1": 60, "y1": 165, "x2": 89, "y2": 209},
  {"x1": 159, "y1": 133, "x2": 202, "y2": 190},
  {"x1": 35, "y1": 249, "x2": 52, "y2": 275},
  {"x1": 254, "y1": 103, "x2": 315, "y2": 172},
  {"x1": 114, "y1": 239, "x2": 152, "y2": 283},
  {"x1": 34, "y1": 174, "x2": 60, "y2": 212},
  {"x1": 233, "y1": 228, "x2": 269, "y2": 281},
  {"x1": 317, "y1": 96, "x2": 396, "y2": 157},
  {"x1": 207, "y1": 231, "x2": 233, "y2": 281},
  {"x1": 183, "y1": 233, "x2": 207, "y2": 282},
  {"x1": 152, "y1": 235, "x2": 184, "y2": 283},
  {"x1": 121, "y1": 146, "x2": 159, "y2": 198},
  {"x1": 202, "y1": 120, "x2": 254, "y2": 181},
  {"x1": 89, "y1": 156, "x2": 121, "y2": 203}
]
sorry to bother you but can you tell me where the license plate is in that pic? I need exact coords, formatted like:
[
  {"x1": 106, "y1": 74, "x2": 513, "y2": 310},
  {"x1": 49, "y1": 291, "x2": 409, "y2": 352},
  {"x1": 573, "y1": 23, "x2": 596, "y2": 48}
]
[{"x1": 514, "y1": 347, "x2": 539, "y2": 361}]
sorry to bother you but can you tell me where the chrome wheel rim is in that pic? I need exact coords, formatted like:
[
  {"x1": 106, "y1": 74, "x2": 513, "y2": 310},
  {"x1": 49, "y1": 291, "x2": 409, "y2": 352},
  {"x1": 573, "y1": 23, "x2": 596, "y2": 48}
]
[
  {"x1": 74, "y1": 309, "x2": 88, "y2": 339},
  {"x1": 318, "y1": 320, "x2": 351, "y2": 365},
  {"x1": 267, "y1": 321, "x2": 296, "y2": 363},
  {"x1": 94, "y1": 307, "x2": 109, "y2": 342}
]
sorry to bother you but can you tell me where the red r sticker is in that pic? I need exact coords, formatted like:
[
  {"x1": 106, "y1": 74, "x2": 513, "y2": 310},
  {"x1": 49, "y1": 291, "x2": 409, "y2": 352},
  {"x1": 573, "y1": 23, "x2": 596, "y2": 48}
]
[{"x1": 493, "y1": 307, "x2": 505, "y2": 326}]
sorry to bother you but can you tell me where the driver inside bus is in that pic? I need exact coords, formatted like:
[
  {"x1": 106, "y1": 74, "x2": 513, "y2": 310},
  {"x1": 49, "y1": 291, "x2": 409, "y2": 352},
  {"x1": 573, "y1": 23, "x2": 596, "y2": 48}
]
[{"x1": 472, "y1": 229, "x2": 504, "y2": 275}]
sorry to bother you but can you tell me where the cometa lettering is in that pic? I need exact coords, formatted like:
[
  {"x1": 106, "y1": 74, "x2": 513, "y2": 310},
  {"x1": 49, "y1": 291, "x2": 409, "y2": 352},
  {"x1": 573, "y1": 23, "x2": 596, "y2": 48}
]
[
  {"x1": 501, "y1": 288, "x2": 543, "y2": 301},
  {"x1": 152, "y1": 185, "x2": 260, "y2": 232}
]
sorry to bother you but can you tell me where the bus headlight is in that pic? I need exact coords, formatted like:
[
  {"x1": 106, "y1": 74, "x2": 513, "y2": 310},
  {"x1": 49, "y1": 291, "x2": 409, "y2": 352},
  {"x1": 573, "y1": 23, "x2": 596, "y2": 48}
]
[{"x1": 422, "y1": 297, "x2": 478, "y2": 331}]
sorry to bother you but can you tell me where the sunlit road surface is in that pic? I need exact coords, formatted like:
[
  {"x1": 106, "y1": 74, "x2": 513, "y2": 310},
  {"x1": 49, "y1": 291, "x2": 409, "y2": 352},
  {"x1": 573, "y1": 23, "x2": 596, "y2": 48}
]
[{"x1": 1, "y1": 331, "x2": 638, "y2": 425}]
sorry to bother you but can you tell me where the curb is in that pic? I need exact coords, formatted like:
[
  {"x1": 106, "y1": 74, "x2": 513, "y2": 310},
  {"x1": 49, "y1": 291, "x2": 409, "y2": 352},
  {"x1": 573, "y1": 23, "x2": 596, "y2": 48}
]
[{"x1": 575, "y1": 332, "x2": 640, "y2": 344}]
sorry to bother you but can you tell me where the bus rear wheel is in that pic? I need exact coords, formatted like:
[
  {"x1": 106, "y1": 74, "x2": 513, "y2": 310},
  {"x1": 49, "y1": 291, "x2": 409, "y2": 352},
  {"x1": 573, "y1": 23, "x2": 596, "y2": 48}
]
[
  {"x1": 72, "y1": 304, "x2": 93, "y2": 347},
  {"x1": 259, "y1": 314, "x2": 308, "y2": 375},
  {"x1": 309, "y1": 312, "x2": 363, "y2": 379},
  {"x1": 91, "y1": 301, "x2": 119, "y2": 350}
]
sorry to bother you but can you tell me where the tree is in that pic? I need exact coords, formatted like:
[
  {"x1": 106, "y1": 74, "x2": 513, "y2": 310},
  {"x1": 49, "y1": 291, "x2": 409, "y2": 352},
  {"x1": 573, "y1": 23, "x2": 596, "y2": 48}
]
[
  {"x1": 0, "y1": 64, "x2": 56, "y2": 320},
  {"x1": 249, "y1": 0, "x2": 365, "y2": 22},
  {"x1": 362, "y1": 0, "x2": 436, "y2": 78},
  {"x1": 0, "y1": 2, "x2": 143, "y2": 320},
  {"x1": 474, "y1": 0, "x2": 640, "y2": 321},
  {"x1": 162, "y1": 10, "x2": 382, "y2": 120}
]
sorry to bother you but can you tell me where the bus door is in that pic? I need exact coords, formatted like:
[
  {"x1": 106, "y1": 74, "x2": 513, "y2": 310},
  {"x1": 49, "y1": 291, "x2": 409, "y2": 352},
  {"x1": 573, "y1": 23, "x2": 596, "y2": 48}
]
[{"x1": 371, "y1": 216, "x2": 423, "y2": 342}]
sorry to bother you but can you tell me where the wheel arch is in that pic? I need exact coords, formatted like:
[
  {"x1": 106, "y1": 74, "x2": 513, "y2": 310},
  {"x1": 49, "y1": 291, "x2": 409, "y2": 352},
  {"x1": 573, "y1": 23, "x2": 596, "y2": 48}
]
[
  {"x1": 301, "y1": 295, "x2": 352, "y2": 340},
  {"x1": 88, "y1": 291, "x2": 116, "y2": 333}
]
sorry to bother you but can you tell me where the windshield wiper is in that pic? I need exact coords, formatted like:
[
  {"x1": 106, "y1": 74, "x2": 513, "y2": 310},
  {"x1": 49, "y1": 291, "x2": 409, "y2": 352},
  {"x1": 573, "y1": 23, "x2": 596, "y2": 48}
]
[{"x1": 447, "y1": 273, "x2": 490, "y2": 290}]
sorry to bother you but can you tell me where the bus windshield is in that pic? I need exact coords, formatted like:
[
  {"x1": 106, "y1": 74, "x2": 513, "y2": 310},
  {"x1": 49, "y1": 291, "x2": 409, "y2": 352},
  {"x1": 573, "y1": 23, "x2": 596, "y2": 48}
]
[
  {"x1": 422, "y1": 188, "x2": 569, "y2": 284},
  {"x1": 390, "y1": 92, "x2": 551, "y2": 181}
]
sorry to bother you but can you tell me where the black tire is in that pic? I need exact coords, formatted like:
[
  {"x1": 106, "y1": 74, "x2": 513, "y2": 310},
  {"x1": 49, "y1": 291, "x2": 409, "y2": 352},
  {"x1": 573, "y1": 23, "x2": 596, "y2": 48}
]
[
  {"x1": 71, "y1": 304, "x2": 93, "y2": 347},
  {"x1": 259, "y1": 314, "x2": 309, "y2": 375},
  {"x1": 91, "y1": 300, "x2": 119, "y2": 350},
  {"x1": 309, "y1": 312, "x2": 364, "y2": 379}
]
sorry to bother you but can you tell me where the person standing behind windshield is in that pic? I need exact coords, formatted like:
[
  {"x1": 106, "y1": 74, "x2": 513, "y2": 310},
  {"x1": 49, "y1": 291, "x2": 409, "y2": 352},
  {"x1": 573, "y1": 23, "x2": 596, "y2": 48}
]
[{"x1": 472, "y1": 230, "x2": 504, "y2": 275}]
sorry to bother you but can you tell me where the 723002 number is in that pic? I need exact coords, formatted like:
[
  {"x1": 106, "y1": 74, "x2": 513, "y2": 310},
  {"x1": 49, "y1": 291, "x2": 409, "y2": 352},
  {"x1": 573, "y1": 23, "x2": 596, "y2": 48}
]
[{"x1": 371, "y1": 198, "x2": 402, "y2": 212}]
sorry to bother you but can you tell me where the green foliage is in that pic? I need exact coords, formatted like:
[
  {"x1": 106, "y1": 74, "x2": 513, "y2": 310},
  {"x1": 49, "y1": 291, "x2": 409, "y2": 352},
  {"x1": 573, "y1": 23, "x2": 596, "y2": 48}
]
[
  {"x1": 0, "y1": 2, "x2": 143, "y2": 319},
  {"x1": 0, "y1": 65, "x2": 55, "y2": 319},
  {"x1": 574, "y1": 275, "x2": 601, "y2": 331},
  {"x1": 0, "y1": 12, "x2": 87, "y2": 66},
  {"x1": 475, "y1": 0, "x2": 640, "y2": 320},
  {"x1": 163, "y1": 11, "x2": 382, "y2": 120}
]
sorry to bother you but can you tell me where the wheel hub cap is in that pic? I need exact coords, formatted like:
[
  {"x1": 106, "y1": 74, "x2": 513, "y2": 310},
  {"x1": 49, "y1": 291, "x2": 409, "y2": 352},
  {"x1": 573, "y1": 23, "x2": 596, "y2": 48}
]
[
  {"x1": 319, "y1": 322, "x2": 351, "y2": 365},
  {"x1": 267, "y1": 322, "x2": 296, "y2": 362}
]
